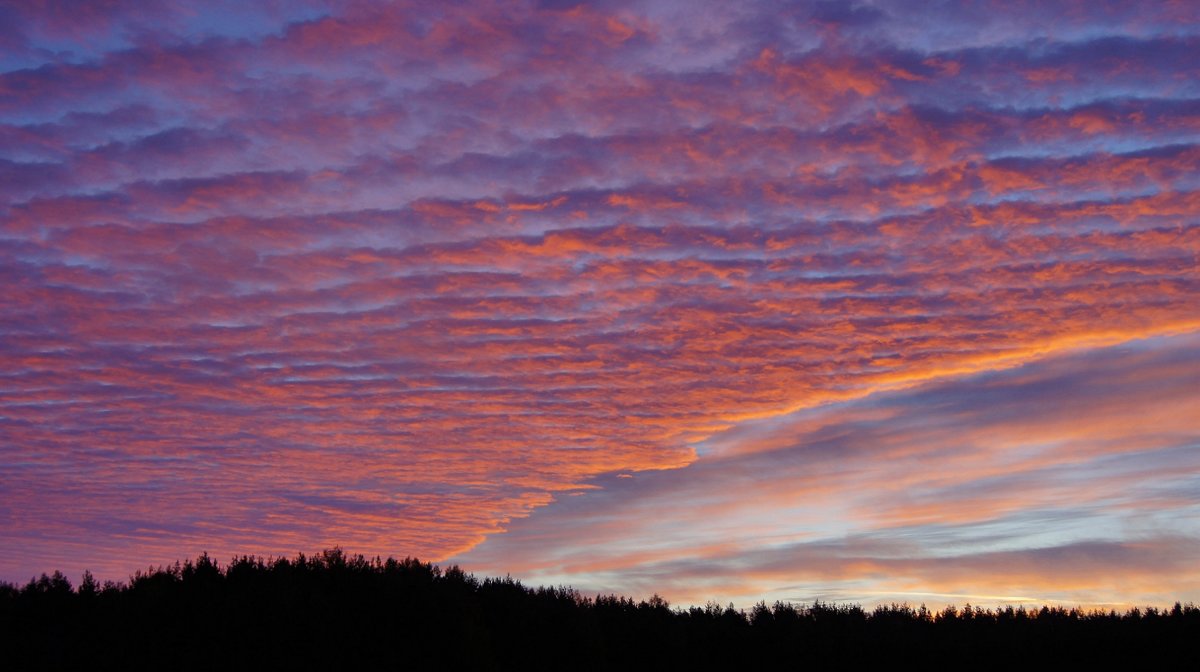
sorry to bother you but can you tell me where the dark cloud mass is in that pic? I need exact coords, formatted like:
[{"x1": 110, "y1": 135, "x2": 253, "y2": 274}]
[{"x1": 1, "y1": 0, "x2": 1197, "y2": 606}]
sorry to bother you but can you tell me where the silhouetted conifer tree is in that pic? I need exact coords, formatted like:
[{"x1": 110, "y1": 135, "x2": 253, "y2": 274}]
[{"x1": 1, "y1": 549, "x2": 1196, "y2": 669}]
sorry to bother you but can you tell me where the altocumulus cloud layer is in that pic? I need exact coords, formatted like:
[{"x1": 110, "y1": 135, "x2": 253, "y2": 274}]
[{"x1": 1, "y1": 1, "x2": 1197, "y2": 604}]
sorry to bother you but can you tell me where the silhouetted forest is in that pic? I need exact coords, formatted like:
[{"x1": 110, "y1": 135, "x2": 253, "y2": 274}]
[{"x1": 2, "y1": 549, "x2": 1195, "y2": 669}]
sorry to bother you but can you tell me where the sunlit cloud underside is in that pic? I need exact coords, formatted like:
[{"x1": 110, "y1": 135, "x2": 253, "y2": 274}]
[{"x1": 1, "y1": 1, "x2": 1198, "y2": 607}]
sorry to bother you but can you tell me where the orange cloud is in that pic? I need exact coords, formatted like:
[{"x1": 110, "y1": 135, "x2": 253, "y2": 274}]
[{"x1": 2, "y1": 0, "x2": 1198, "y2": 601}]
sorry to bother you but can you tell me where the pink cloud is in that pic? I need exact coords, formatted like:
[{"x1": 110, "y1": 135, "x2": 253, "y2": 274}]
[{"x1": 1, "y1": 1, "x2": 1197, "y2": 604}]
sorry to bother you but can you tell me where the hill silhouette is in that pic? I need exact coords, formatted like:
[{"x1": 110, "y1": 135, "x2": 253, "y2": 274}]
[{"x1": 2, "y1": 548, "x2": 1195, "y2": 669}]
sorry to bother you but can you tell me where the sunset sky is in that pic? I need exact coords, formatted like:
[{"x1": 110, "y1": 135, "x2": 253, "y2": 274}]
[{"x1": 2, "y1": 0, "x2": 1198, "y2": 609}]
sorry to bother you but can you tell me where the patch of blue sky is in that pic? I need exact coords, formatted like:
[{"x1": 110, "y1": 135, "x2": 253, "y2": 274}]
[
  {"x1": 181, "y1": 4, "x2": 330, "y2": 43},
  {"x1": 908, "y1": 511, "x2": 1140, "y2": 558}
]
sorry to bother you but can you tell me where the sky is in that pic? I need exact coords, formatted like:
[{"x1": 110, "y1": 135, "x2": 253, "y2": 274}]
[{"x1": 1, "y1": 0, "x2": 1198, "y2": 609}]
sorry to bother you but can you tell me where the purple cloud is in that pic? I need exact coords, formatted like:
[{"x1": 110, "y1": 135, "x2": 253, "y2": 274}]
[{"x1": 0, "y1": 1, "x2": 1196, "y2": 607}]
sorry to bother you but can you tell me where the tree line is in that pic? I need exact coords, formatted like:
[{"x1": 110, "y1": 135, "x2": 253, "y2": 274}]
[{"x1": 2, "y1": 548, "x2": 1195, "y2": 669}]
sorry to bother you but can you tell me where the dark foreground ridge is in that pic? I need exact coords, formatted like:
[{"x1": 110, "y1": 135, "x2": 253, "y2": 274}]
[{"x1": 3, "y1": 549, "x2": 1195, "y2": 669}]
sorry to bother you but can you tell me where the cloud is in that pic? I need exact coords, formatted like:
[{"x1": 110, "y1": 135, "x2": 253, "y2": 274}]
[
  {"x1": 0, "y1": 1, "x2": 1197, "y2": 599},
  {"x1": 455, "y1": 334, "x2": 1200, "y2": 608}
]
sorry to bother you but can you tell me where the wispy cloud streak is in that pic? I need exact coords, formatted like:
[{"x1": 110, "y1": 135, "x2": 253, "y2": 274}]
[{"x1": 457, "y1": 334, "x2": 1200, "y2": 608}]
